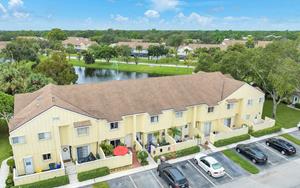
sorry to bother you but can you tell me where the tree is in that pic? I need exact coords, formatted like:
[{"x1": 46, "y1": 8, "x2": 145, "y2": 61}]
[
  {"x1": 166, "y1": 34, "x2": 184, "y2": 52},
  {"x1": 168, "y1": 127, "x2": 181, "y2": 138},
  {"x1": 246, "y1": 35, "x2": 255, "y2": 48},
  {"x1": 148, "y1": 45, "x2": 168, "y2": 63},
  {"x1": 2, "y1": 39, "x2": 39, "y2": 62},
  {"x1": 0, "y1": 92, "x2": 14, "y2": 124},
  {"x1": 94, "y1": 45, "x2": 117, "y2": 63},
  {"x1": 65, "y1": 44, "x2": 76, "y2": 61},
  {"x1": 116, "y1": 45, "x2": 131, "y2": 63},
  {"x1": 35, "y1": 52, "x2": 78, "y2": 85},
  {"x1": 251, "y1": 40, "x2": 300, "y2": 119},
  {"x1": 137, "y1": 151, "x2": 149, "y2": 166},
  {"x1": 47, "y1": 28, "x2": 67, "y2": 41},
  {"x1": 25, "y1": 73, "x2": 54, "y2": 92},
  {"x1": 82, "y1": 51, "x2": 95, "y2": 64}
]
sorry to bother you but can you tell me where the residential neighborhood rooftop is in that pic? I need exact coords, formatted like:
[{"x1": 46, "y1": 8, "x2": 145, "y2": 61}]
[{"x1": 9, "y1": 72, "x2": 247, "y2": 132}]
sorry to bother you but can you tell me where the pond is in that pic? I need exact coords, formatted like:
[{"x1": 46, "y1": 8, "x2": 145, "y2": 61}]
[{"x1": 74, "y1": 66, "x2": 159, "y2": 84}]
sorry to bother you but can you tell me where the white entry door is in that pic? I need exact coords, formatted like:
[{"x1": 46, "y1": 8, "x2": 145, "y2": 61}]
[
  {"x1": 203, "y1": 122, "x2": 212, "y2": 137},
  {"x1": 125, "y1": 134, "x2": 132, "y2": 147},
  {"x1": 61, "y1": 146, "x2": 71, "y2": 161},
  {"x1": 23, "y1": 157, "x2": 34, "y2": 174}
]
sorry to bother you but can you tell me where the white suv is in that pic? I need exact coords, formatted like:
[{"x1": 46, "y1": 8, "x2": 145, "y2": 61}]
[{"x1": 193, "y1": 154, "x2": 225, "y2": 178}]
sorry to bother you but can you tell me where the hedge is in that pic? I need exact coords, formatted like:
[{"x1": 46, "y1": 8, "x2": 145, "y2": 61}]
[
  {"x1": 154, "y1": 146, "x2": 200, "y2": 162},
  {"x1": 213, "y1": 134, "x2": 250, "y2": 147},
  {"x1": 250, "y1": 126, "x2": 281, "y2": 137},
  {"x1": 12, "y1": 175, "x2": 69, "y2": 188},
  {"x1": 77, "y1": 167, "x2": 110, "y2": 182},
  {"x1": 295, "y1": 103, "x2": 300, "y2": 109}
]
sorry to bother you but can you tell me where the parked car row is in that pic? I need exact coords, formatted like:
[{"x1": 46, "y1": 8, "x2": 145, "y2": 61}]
[{"x1": 157, "y1": 138, "x2": 297, "y2": 188}]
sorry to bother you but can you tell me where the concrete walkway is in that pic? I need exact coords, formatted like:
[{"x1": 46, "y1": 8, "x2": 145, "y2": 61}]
[
  {"x1": 59, "y1": 126, "x2": 299, "y2": 188},
  {"x1": 70, "y1": 56, "x2": 195, "y2": 69},
  {"x1": 0, "y1": 157, "x2": 12, "y2": 188}
]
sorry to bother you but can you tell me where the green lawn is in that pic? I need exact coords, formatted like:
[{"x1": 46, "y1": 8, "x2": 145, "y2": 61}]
[
  {"x1": 281, "y1": 134, "x2": 300, "y2": 145},
  {"x1": 93, "y1": 182, "x2": 110, "y2": 188},
  {"x1": 0, "y1": 120, "x2": 11, "y2": 164},
  {"x1": 69, "y1": 60, "x2": 193, "y2": 76},
  {"x1": 222, "y1": 149, "x2": 260, "y2": 174},
  {"x1": 262, "y1": 100, "x2": 300, "y2": 128}
]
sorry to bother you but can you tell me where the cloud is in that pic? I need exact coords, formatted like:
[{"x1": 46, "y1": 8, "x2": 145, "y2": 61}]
[
  {"x1": 13, "y1": 11, "x2": 29, "y2": 18},
  {"x1": 144, "y1": 10, "x2": 160, "y2": 18},
  {"x1": 150, "y1": 0, "x2": 180, "y2": 11},
  {"x1": 8, "y1": 0, "x2": 24, "y2": 9},
  {"x1": 0, "y1": 3, "x2": 7, "y2": 14},
  {"x1": 223, "y1": 16, "x2": 251, "y2": 21},
  {"x1": 111, "y1": 14, "x2": 129, "y2": 22},
  {"x1": 176, "y1": 12, "x2": 213, "y2": 26}
]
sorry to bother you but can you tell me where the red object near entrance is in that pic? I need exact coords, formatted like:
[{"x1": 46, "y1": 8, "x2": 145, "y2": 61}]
[{"x1": 113, "y1": 146, "x2": 129, "y2": 156}]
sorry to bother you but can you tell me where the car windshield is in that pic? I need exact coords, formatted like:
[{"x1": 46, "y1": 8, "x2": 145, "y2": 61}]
[
  {"x1": 169, "y1": 168, "x2": 185, "y2": 182},
  {"x1": 250, "y1": 148, "x2": 265, "y2": 158},
  {"x1": 279, "y1": 140, "x2": 293, "y2": 148},
  {"x1": 211, "y1": 162, "x2": 222, "y2": 170}
]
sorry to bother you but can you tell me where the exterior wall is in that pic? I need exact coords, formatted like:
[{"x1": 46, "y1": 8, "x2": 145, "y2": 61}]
[
  {"x1": 13, "y1": 167, "x2": 65, "y2": 186},
  {"x1": 210, "y1": 126, "x2": 249, "y2": 143},
  {"x1": 251, "y1": 117, "x2": 276, "y2": 131}
]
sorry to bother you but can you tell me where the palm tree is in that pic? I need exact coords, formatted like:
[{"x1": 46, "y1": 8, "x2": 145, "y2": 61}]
[{"x1": 168, "y1": 127, "x2": 182, "y2": 138}]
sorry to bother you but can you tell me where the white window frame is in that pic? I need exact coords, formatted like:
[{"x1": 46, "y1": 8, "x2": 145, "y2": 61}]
[
  {"x1": 259, "y1": 97, "x2": 264, "y2": 103},
  {"x1": 247, "y1": 99, "x2": 253, "y2": 106},
  {"x1": 11, "y1": 136, "x2": 25, "y2": 145},
  {"x1": 227, "y1": 103, "x2": 234, "y2": 110},
  {"x1": 175, "y1": 111, "x2": 183, "y2": 118},
  {"x1": 42, "y1": 153, "x2": 52, "y2": 161},
  {"x1": 224, "y1": 118, "x2": 232, "y2": 127},
  {"x1": 77, "y1": 145, "x2": 90, "y2": 160},
  {"x1": 207, "y1": 106, "x2": 214, "y2": 113},
  {"x1": 110, "y1": 122, "x2": 119, "y2": 130},
  {"x1": 38, "y1": 132, "x2": 51, "y2": 141},
  {"x1": 77, "y1": 127, "x2": 89, "y2": 136},
  {"x1": 150, "y1": 115, "x2": 159, "y2": 123}
]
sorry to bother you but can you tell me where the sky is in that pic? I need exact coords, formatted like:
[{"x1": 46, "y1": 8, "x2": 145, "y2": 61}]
[{"x1": 0, "y1": 0, "x2": 300, "y2": 30}]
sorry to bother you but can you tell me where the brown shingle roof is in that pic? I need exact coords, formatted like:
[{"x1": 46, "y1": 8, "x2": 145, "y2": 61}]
[
  {"x1": 62, "y1": 37, "x2": 97, "y2": 46},
  {"x1": 9, "y1": 72, "x2": 246, "y2": 132}
]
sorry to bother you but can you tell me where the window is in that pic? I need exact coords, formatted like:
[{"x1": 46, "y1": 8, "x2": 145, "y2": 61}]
[
  {"x1": 245, "y1": 114, "x2": 251, "y2": 120},
  {"x1": 175, "y1": 111, "x2": 183, "y2": 118},
  {"x1": 110, "y1": 139, "x2": 121, "y2": 147},
  {"x1": 227, "y1": 103, "x2": 234, "y2": 110},
  {"x1": 247, "y1": 99, "x2": 253, "y2": 106},
  {"x1": 77, "y1": 127, "x2": 89, "y2": 136},
  {"x1": 11, "y1": 136, "x2": 25, "y2": 144},
  {"x1": 208, "y1": 106, "x2": 214, "y2": 113},
  {"x1": 150, "y1": 116, "x2": 159, "y2": 123},
  {"x1": 77, "y1": 146, "x2": 89, "y2": 160},
  {"x1": 110, "y1": 122, "x2": 119, "y2": 129},
  {"x1": 38, "y1": 132, "x2": 51, "y2": 140},
  {"x1": 224, "y1": 118, "x2": 232, "y2": 127},
  {"x1": 259, "y1": 97, "x2": 264, "y2": 103},
  {"x1": 42, "y1": 153, "x2": 51, "y2": 160}
]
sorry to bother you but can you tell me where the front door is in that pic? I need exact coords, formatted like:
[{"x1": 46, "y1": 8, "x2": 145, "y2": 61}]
[
  {"x1": 204, "y1": 122, "x2": 211, "y2": 137},
  {"x1": 23, "y1": 157, "x2": 34, "y2": 174},
  {"x1": 61, "y1": 146, "x2": 71, "y2": 161},
  {"x1": 125, "y1": 134, "x2": 132, "y2": 147}
]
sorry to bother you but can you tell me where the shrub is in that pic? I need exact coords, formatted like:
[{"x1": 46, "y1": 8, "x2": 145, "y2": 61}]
[
  {"x1": 154, "y1": 146, "x2": 200, "y2": 162},
  {"x1": 137, "y1": 151, "x2": 149, "y2": 166},
  {"x1": 213, "y1": 134, "x2": 250, "y2": 147},
  {"x1": 100, "y1": 141, "x2": 113, "y2": 156},
  {"x1": 250, "y1": 126, "x2": 281, "y2": 137},
  {"x1": 295, "y1": 103, "x2": 300, "y2": 109},
  {"x1": 77, "y1": 167, "x2": 110, "y2": 182},
  {"x1": 12, "y1": 175, "x2": 69, "y2": 188},
  {"x1": 7, "y1": 159, "x2": 15, "y2": 173},
  {"x1": 6, "y1": 174, "x2": 14, "y2": 188}
]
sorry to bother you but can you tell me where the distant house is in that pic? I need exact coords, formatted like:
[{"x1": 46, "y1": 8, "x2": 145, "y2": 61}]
[
  {"x1": 111, "y1": 40, "x2": 160, "y2": 57},
  {"x1": 0, "y1": 41, "x2": 8, "y2": 50},
  {"x1": 291, "y1": 89, "x2": 300, "y2": 105},
  {"x1": 62, "y1": 37, "x2": 97, "y2": 51}
]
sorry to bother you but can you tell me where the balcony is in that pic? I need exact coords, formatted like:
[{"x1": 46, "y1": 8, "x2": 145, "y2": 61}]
[{"x1": 250, "y1": 117, "x2": 275, "y2": 131}]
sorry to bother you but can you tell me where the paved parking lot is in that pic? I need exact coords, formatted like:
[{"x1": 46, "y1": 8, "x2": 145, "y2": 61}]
[{"x1": 105, "y1": 131, "x2": 300, "y2": 188}]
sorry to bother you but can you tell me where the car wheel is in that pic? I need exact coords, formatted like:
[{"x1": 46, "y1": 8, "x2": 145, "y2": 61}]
[
  {"x1": 158, "y1": 172, "x2": 161, "y2": 177},
  {"x1": 169, "y1": 184, "x2": 172, "y2": 188},
  {"x1": 236, "y1": 148, "x2": 241, "y2": 153},
  {"x1": 266, "y1": 142, "x2": 270, "y2": 146},
  {"x1": 194, "y1": 159, "x2": 198, "y2": 165},
  {"x1": 252, "y1": 159, "x2": 256, "y2": 164},
  {"x1": 208, "y1": 171, "x2": 212, "y2": 176},
  {"x1": 281, "y1": 150, "x2": 286, "y2": 155}
]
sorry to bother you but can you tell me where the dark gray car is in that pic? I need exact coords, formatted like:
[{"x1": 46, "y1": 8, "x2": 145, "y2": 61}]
[{"x1": 157, "y1": 162, "x2": 189, "y2": 188}]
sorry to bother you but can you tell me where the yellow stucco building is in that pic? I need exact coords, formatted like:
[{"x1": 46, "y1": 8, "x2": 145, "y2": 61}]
[{"x1": 9, "y1": 72, "x2": 274, "y2": 185}]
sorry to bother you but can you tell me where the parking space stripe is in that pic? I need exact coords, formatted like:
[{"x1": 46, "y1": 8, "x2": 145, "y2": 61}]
[
  {"x1": 129, "y1": 175, "x2": 138, "y2": 188},
  {"x1": 257, "y1": 142, "x2": 289, "y2": 161},
  {"x1": 150, "y1": 171, "x2": 164, "y2": 188},
  {"x1": 188, "y1": 160, "x2": 216, "y2": 187},
  {"x1": 225, "y1": 172, "x2": 234, "y2": 180}
]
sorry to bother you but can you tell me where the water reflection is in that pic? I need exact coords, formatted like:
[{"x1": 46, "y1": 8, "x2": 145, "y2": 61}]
[{"x1": 74, "y1": 66, "x2": 158, "y2": 84}]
